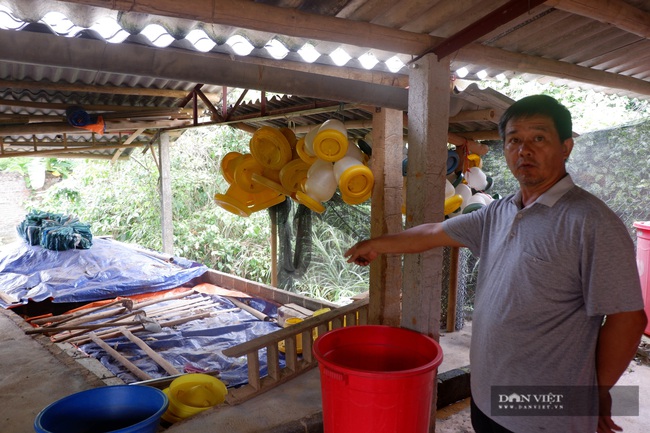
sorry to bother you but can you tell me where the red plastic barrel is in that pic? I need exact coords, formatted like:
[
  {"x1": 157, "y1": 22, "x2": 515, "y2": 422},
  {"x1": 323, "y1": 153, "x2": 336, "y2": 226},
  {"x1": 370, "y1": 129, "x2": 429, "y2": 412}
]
[
  {"x1": 313, "y1": 325, "x2": 443, "y2": 433},
  {"x1": 634, "y1": 222, "x2": 650, "y2": 336}
]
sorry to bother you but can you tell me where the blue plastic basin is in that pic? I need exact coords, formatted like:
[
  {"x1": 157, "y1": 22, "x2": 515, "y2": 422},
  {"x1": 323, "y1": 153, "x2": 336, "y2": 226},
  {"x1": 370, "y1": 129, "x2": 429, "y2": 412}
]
[{"x1": 34, "y1": 385, "x2": 168, "y2": 433}]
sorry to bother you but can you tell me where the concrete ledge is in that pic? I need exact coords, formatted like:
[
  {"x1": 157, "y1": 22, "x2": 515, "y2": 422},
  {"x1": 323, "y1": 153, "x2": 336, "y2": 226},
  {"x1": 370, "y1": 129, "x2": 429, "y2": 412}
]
[{"x1": 437, "y1": 365, "x2": 471, "y2": 409}]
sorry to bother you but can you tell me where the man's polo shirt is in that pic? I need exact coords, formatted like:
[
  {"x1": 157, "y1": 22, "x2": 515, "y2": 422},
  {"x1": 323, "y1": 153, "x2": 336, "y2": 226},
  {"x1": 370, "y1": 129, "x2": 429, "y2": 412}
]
[{"x1": 443, "y1": 174, "x2": 643, "y2": 432}]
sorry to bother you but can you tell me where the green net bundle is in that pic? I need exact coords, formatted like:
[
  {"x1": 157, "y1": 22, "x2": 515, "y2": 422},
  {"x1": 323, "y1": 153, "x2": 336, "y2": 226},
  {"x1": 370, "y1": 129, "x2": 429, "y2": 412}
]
[{"x1": 17, "y1": 210, "x2": 93, "y2": 251}]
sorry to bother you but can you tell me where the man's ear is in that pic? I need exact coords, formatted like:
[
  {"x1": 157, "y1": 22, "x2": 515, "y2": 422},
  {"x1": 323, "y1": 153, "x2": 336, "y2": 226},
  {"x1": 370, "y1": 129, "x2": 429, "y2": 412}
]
[{"x1": 562, "y1": 138, "x2": 574, "y2": 160}]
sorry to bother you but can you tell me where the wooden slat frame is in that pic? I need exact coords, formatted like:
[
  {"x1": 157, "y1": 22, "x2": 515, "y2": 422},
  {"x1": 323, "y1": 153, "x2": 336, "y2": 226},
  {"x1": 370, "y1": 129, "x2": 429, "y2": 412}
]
[{"x1": 222, "y1": 298, "x2": 369, "y2": 405}]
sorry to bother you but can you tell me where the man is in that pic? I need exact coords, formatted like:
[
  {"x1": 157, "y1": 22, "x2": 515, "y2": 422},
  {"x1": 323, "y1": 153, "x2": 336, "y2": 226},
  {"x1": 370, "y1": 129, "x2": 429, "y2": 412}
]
[{"x1": 345, "y1": 95, "x2": 647, "y2": 433}]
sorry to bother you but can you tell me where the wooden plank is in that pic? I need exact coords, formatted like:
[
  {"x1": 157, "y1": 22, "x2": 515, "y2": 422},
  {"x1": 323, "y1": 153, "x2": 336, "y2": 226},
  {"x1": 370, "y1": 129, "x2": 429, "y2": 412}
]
[
  {"x1": 247, "y1": 352, "x2": 261, "y2": 391},
  {"x1": 119, "y1": 327, "x2": 181, "y2": 376},
  {"x1": 159, "y1": 132, "x2": 174, "y2": 255},
  {"x1": 267, "y1": 344, "x2": 280, "y2": 381},
  {"x1": 301, "y1": 330, "x2": 313, "y2": 363},
  {"x1": 88, "y1": 332, "x2": 152, "y2": 381}
]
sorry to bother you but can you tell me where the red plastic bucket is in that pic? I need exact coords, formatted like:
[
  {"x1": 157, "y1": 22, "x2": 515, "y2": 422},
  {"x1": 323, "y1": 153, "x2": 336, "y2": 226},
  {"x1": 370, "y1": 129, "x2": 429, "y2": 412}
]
[
  {"x1": 634, "y1": 222, "x2": 650, "y2": 335},
  {"x1": 313, "y1": 325, "x2": 443, "y2": 433}
]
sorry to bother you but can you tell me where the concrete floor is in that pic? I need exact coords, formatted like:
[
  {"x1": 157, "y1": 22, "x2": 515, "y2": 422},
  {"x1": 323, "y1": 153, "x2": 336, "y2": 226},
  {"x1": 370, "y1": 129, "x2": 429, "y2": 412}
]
[{"x1": 2, "y1": 307, "x2": 648, "y2": 433}]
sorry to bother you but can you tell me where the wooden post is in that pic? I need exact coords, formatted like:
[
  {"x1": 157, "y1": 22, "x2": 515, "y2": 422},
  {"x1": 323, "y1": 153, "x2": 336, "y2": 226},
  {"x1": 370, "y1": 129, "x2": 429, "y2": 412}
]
[
  {"x1": 159, "y1": 132, "x2": 174, "y2": 255},
  {"x1": 402, "y1": 53, "x2": 450, "y2": 337},
  {"x1": 446, "y1": 247, "x2": 460, "y2": 332},
  {"x1": 270, "y1": 207, "x2": 278, "y2": 287},
  {"x1": 369, "y1": 107, "x2": 404, "y2": 326},
  {"x1": 403, "y1": 53, "x2": 451, "y2": 432}
]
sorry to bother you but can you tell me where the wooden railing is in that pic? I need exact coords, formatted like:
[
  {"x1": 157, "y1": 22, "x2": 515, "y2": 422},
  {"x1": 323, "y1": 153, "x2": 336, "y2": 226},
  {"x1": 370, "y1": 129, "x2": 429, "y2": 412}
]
[{"x1": 222, "y1": 297, "x2": 369, "y2": 404}]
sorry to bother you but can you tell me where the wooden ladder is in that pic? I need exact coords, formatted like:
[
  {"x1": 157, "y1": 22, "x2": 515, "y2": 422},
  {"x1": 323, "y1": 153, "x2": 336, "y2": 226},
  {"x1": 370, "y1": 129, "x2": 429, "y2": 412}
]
[{"x1": 222, "y1": 297, "x2": 369, "y2": 404}]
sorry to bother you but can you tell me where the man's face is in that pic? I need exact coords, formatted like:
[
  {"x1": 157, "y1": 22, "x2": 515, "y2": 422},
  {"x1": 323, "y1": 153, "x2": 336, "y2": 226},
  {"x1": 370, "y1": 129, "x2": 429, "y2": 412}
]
[{"x1": 503, "y1": 114, "x2": 573, "y2": 189}]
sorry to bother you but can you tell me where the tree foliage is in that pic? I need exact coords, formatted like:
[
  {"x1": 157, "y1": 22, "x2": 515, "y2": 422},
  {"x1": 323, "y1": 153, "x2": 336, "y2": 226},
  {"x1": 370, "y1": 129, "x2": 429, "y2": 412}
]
[{"x1": 31, "y1": 126, "x2": 273, "y2": 284}]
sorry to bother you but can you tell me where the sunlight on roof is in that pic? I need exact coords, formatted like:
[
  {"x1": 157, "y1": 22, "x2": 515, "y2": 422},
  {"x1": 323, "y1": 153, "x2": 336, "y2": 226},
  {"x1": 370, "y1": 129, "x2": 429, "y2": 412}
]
[
  {"x1": 91, "y1": 16, "x2": 130, "y2": 43},
  {"x1": 0, "y1": 6, "x2": 22, "y2": 30},
  {"x1": 186, "y1": 29, "x2": 216, "y2": 52},
  {"x1": 265, "y1": 39, "x2": 289, "y2": 59},
  {"x1": 141, "y1": 24, "x2": 175, "y2": 47},
  {"x1": 476, "y1": 69, "x2": 488, "y2": 80},
  {"x1": 330, "y1": 47, "x2": 351, "y2": 66},
  {"x1": 227, "y1": 35, "x2": 255, "y2": 56},
  {"x1": 359, "y1": 52, "x2": 379, "y2": 70},
  {"x1": 0, "y1": 6, "x2": 398, "y2": 73},
  {"x1": 455, "y1": 67, "x2": 469, "y2": 78},
  {"x1": 385, "y1": 56, "x2": 405, "y2": 73},
  {"x1": 41, "y1": 11, "x2": 81, "y2": 35},
  {"x1": 298, "y1": 43, "x2": 320, "y2": 63}
]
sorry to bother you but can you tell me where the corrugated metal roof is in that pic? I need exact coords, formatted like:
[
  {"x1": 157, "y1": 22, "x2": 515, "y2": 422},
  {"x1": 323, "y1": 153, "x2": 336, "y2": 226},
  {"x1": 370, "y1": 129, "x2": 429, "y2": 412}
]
[{"x1": 0, "y1": 0, "x2": 648, "y2": 159}]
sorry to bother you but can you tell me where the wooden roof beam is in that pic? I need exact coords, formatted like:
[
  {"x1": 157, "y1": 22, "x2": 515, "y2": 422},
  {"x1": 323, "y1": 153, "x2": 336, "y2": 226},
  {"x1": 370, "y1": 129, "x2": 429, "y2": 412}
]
[
  {"x1": 547, "y1": 0, "x2": 650, "y2": 39},
  {"x1": 454, "y1": 43, "x2": 650, "y2": 97}
]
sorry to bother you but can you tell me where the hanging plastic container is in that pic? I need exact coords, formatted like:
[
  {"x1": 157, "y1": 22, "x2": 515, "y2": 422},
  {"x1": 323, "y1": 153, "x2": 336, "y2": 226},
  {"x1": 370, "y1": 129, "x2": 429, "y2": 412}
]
[
  {"x1": 251, "y1": 173, "x2": 292, "y2": 197},
  {"x1": 305, "y1": 159, "x2": 337, "y2": 203},
  {"x1": 220, "y1": 151, "x2": 244, "y2": 185},
  {"x1": 446, "y1": 150, "x2": 460, "y2": 174},
  {"x1": 333, "y1": 156, "x2": 374, "y2": 205},
  {"x1": 296, "y1": 137, "x2": 317, "y2": 165},
  {"x1": 280, "y1": 159, "x2": 310, "y2": 193},
  {"x1": 215, "y1": 183, "x2": 284, "y2": 217},
  {"x1": 455, "y1": 183, "x2": 472, "y2": 210},
  {"x1": 279, "y1": 127, "x2": 297, "y2": 149},
  {"x1": 444, "y1": 194, "x2": 463, "y2": 215},
  {"x1": 249, "y1": 126, "x2": 293, "y2": 170},
  {"x1": 344, "y1": 140, "x2": 365, "y2": 162},
  {"x1": 262, "y1": 167, "x2": 282, "y2": 185},
  {"x1": 303, "y1": 127, "x2": 320, "y2": 157},
  {"x1": 248, "y1": 190, "x2": 286, "y2": 213},
  {"x1": 466, "y1": 153, "x2": 482, "y2": 169},
  {"x1": 464, "y1": 166, "x2": 488, "y2": 190},
  {"x1": 214, "y1": 184, "x2": 254, "y2": 217},
  {"x1": 313, "y1": 119, "x2": 348, "y2": 162},
  {"x1": 233, "y1": 154, "x2": 267, "y2": 193},
  {"x1": 313, "y1": 325, "x2": 443, "y2": 433},
  {"x1": 634, "y1": 222, "x2": 650, "y2": 335},
  {"x1": 295, "y1": 191, "x2": 326, "y2": 214}
]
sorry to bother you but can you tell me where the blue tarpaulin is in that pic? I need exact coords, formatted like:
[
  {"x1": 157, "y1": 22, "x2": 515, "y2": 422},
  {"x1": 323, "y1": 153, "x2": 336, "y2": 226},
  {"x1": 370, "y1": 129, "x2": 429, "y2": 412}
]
[
  {"x1": 79, "y1": 293, "x2": 284, "y2": 386},
  {"x1": 0, "y1": 238, "x2": 288, "y2": 388},
  {"x1": 0, "y1": 238, "x2": 208, "y2": 308}
]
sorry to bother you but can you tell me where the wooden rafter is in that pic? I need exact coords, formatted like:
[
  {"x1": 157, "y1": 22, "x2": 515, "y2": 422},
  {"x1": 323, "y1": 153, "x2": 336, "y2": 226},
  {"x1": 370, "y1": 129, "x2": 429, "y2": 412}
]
[{"x1": 548, "y1": 0, "x2": 650, "y2": 39}]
